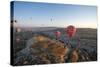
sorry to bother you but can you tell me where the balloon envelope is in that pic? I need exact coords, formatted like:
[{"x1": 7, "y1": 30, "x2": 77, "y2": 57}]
[
  {"x1": 16, "y1": 38, "x2": 20, "y2": 43},
  {"x1": 54, "y1": 31, "x2": 61, "y2": 38},
  {"x1": 66, "y1": 25, "x2": 76, "y2": 38},
  {"x1": 17, "y1": 28, "x2": 21, "y2": 33},
  {"x1": 15, "y1": 20, "x2": 17, "y2": 23}
]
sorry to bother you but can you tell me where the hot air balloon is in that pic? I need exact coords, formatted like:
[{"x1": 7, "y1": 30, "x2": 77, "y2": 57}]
[
  {"x1": 66, "y1": 25, "x2": 76, "y2": 38},
  {"x1": 16, "y1": 37, "x2": 20, "y2": 43},
  {"x1": 65, "y1": 25, "x2": 76, "y2": 48},
  {"x1": 15, "y1": 20, "x2": 17, "y2": 23},
  {"x1": 16, "y1": 28, "x2": 21, "y2": 33},
  {"x1": 50, "y1": 18, "x2": 53, "y2": 22},
  {"x1": 54, "y1": 31, "x2": 61, "y2": 40}
]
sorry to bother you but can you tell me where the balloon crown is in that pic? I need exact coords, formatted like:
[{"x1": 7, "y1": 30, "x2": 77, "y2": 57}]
[{"x1": 54, "y1": 25, "x2": 76, "y2": 38}]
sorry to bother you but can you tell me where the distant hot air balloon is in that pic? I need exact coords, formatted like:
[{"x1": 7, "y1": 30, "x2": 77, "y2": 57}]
[
  {"x1": 66, "y1": 25, "x2": 76, "y2": 38},
  {"x1": 30, "y1": 17, "x2": 32, "y2": 20},
  {"x1": 16, "y1": 37, "x2": 20, "y2": 43},
  {"x1": 16, "y1": 28, "x2": 21, "y2": 33},
  {"x1": 50, "y1": 18, "x2": 53, "y2": 22},
  {"x1": 15, "y1": 20, "x2": 17, "y2": 23},
  {"x1": 54, "y1": 31, "x2": 61, "y2": 39}
]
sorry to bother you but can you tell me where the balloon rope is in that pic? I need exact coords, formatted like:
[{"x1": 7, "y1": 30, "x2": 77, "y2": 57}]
[
  {"x1": 56, "y1": 36, "x2": 58, "y2": 40},
  {"x1": 67, "y1": 37, "x2": 72, "y2": 48},
  {"x1": 56, "y1": 36, "x2": 57, "y2": 40},
  {"x1": 76, "y1": 37, "x2": 80, "y2": 50}
]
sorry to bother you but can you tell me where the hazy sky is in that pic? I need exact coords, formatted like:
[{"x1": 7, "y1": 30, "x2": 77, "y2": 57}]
[{"x1": 13, "y1": 1, "x2": 97, "y2": 28}]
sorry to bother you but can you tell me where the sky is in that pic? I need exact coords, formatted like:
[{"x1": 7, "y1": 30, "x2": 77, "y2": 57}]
[{"x1": 12, "y1": 1, "x2": 97, "y2": 28}]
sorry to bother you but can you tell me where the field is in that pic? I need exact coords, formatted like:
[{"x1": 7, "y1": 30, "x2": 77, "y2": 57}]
[{"x1": 12, "y1": 27, "x2": 97, "y2": 65}]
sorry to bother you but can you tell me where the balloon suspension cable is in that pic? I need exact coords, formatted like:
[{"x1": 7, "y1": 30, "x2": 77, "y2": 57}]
[
  {"x1": 68, "y1": 37, "x2": 72, "y2": 48},
  {"x1": 76, "y1": 37, "x2": 81, "y2": 50},
  {"x1": 64, "y1": 36, "x2": 72, "y2": 48},
  {"x1": 55, "y1": 36, "x2": 58, "y2": 40}
]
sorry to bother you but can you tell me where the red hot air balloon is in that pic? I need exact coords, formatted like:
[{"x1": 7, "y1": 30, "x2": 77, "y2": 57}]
[
  {"x1": 54, "y1": 31, "x2": 61, "y2": 39},
  {"x1": 66, "y1": 25, "x2": 76, "y2": 38}
]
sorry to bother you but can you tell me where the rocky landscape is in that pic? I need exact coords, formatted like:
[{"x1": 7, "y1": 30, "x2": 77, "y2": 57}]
[{"x1": 12, "y1": 27, "x2": 97, "y2": 66}]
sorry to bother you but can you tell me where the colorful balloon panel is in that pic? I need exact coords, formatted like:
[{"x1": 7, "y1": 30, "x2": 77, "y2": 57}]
[
  {"x1": 66, "y1": 25, "x2": 76, "y2": 38},
  {"x1": 54, "y1": 31, "x2": 61, "y2": 38}
]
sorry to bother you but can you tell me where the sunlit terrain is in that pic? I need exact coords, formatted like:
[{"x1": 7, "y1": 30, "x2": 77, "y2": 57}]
[{"x1": 13, "y1": 27, "x2": 97, "y2": 65}]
